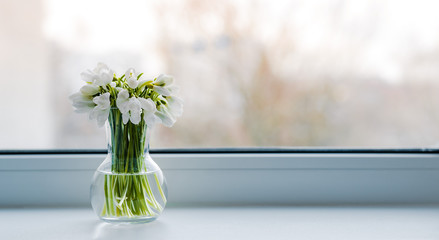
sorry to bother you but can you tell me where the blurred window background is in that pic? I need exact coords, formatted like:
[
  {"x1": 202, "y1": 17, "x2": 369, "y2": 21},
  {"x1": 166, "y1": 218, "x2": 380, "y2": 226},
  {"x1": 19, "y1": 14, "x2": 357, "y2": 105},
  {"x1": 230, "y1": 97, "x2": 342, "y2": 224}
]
[{"x1": 1, "y1": 0, "x2": 439, "y2": 149}]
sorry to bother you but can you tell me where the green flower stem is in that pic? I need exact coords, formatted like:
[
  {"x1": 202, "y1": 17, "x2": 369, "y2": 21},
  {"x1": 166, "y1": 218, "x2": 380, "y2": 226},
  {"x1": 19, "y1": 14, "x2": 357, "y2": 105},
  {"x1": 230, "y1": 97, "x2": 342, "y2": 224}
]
[
  {"x1": 155, "y1": 173, "x2": 167, "y2": 204},
  {"x1": 100, "y1": 109, "x2": 167, "y2": 218}
]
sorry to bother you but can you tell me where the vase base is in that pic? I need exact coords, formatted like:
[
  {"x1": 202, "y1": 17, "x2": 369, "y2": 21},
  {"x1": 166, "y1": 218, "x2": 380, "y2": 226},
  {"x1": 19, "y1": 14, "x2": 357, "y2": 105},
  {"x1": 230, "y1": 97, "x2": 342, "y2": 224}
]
[{"x1": 100, "y1": 216, "x2": 159, "y2": 224}]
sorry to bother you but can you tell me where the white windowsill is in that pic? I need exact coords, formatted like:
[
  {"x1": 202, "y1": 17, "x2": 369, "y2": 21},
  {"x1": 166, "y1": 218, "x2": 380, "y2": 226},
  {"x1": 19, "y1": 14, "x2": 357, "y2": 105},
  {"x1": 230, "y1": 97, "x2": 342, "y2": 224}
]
[
  {"x1": 2, "y1": 206, "x2": 439, "y2": 240},
  {"x1": 2, "y1": 152, "x2": 439, "y2": 239},
  {"x1": 1, "y1": 152, "x2": 439, "y2": 206}
]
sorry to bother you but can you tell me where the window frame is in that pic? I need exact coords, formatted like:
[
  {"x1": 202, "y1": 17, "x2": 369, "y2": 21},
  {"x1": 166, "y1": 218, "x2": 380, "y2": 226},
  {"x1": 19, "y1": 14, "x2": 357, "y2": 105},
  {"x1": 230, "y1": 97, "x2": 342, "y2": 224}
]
[{"x1": 1, "y1": 149, "x2": 439, "y2": 207}]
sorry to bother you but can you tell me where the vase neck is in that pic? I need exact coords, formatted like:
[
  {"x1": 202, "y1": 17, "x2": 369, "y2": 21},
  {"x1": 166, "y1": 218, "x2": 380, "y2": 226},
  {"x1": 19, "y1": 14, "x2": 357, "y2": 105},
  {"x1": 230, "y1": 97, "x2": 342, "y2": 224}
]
[{"x1": 105, "y1": 109, "x2": 152, "y2": 173}]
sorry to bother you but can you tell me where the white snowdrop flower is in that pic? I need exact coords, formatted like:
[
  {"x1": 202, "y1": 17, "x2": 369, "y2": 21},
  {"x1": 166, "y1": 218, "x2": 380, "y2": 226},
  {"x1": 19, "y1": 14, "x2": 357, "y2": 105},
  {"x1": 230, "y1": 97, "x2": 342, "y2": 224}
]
[
  {"x1": 80, "y1": 69, "x2": 96, "y2": 84},
  {"x1": 153, "y1": 86, "x2": 171, "y2": 96},
  {"x1": 80, "y1": 62, "x2": 114, "y2": 88},
  {"x1": 125, "y1": 97, "x2": 142, "y2": 124},
  {"x1": 95, "y1": 62, "x2": 109, "y2": 73},
  {"x1": 93, "y1": 92, "x2": 111, "y2": 109},
  {"x1": 144, "y1": 112, "x2": 161, "y2": 127},
  {"x1": 94, "y1": 63, "x2": 114, "y2": 87},
  {"x1": 80, "y1": 84, "x2": 100, "y2": 96},
  {"x1": 139, "y1": 98, "x2": 160, "y2": 126},
  {"x1": 153, "y1": 95, "x2": 183, "y2": 127},
  {"x1": 90, "y1": 93, "x2": 111, "y2": 127},
  {"x1": 125, "y1": 68, "x2": 139, "y2": 89},
  {"x1": 155, "y1": 74, "x2": 174, "y2": 86},
  {"x1": 154, "y1": 105, "x2": 176, "y2": 127},
  {"x1": 153, "y1": 74, "x2": 175, "y2": 96},
  {"x1": 138, "y1": 98, "x2": 155, "y2": 113},
  {"x1": 69, "y1": 92, "x2": 95, "y2": 113},
  {"x1": 116, "y1": 89, "x2": 142, "y2": 124}
]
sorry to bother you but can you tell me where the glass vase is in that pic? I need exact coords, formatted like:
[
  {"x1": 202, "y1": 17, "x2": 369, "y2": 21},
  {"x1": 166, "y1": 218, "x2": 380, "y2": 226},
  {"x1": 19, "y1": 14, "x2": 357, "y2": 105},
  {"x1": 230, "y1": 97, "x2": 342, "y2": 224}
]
[{"x1": 90, "y1": 109, "x2": 167, "y2": 224}]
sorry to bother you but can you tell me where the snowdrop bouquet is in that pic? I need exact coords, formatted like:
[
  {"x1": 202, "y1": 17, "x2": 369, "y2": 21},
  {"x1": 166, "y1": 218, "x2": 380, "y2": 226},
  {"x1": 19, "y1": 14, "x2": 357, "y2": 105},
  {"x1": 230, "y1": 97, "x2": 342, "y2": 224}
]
[
  {"x1": 70, "y1": 62, "x2": 183, "y2": 128},
  {"x1": 70, "y1": 63, "x2": 182, "y2": 222}
]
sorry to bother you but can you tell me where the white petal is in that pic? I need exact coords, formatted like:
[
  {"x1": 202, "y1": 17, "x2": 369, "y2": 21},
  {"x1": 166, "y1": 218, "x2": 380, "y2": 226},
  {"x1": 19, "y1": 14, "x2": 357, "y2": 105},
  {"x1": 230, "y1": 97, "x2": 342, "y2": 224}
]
[
  {"x1": 74, "y1": 106, "x2": 94, "y2": 113},
  {"x1": 94, "y1": 77, "x2": 105, "y2": 87},
  {"x1": 126, "y1": 97, "x2": 142, "y2": 124},
  {"x1": 125, "y1": 68, "x2": 138, "y2": 88},
  {"x1": 155, "y1": 107, "x2": 175, "y2": 127},
  {"x1": 128, "y1": 97, "x2": 141, "y2": 111},
  {"x1": 90, "y1": 93, "x2": 110, "y2": 127},
  {"x1": 155, "y1": 74, "x2": 174, "y2": 86},
  {"x1": 125, "y1": 68, "x2": 137, "y2": 79},
  {"x1": 91, "y1": 64, "x2": 113, "y2": 86},
  {"x1": 72, "y1": 97, "x2": 94, "y2": 107},
  {"x1": 130, "y1": 110, "x2": 141, "y2": 124},
  {"x1": 127, "y1": 76, "x2": 138, "y2": 89},
  {"x1": 93, "y1": 93, "x2": 111, "y2": 109},
  {"x1": 138, "y1": 98, "x2": 156, "y2": 112},
  {"x1": 95, "y1": 108, "x2": 110, "y2": 127},
  {"x1": 144, "y1": 112, "x2": 161, "y2": 127},
  {"x1": 167, "y1": 96, "x2": 184, "y2": 117},
  {"x1": 73, "y1": 102, "x2": 95, "y2": 113},
  {"x1": 116, "y1": 90, "x2": 130, "y2": 113},
  {"x1": 80, "y1": 84, "x2": 100, "y2": 96},
  {"x1": 94, "y1": 62, "x2": 109, "y2": 73},
  {"x1": 118, "y1": 89, "x2": 129, "y2": 100},
  {"x1": 100, "y1": 71, "x2": 113, "y2": 85},
  {"x1": 69, "y1": 92, "x2": 85, "y2": 102},
  {"x1": 118, "y1": 102, "x2": 129, "y2": 114},
  {"x1": 70, "y1": 92, "x2": 95, "y2": 113},
  {"x1": 93, "y1": 78, "x2": 103, "y2": 86},
  {"x1": 170, "y1": 107, "x2": 183, "y2": 118},
  {"x1": 89, "y1": 107, "x2": 99, "y2": 119},
  {"x1": 71, "y1": 96, "x2": 94, "y2": 108},
  {"x1": 153, "y1": 86, "x2": 171, "y2": 96},
  {"x1": 80, "y1": 70, "x2": 96, "y2": 83},
  {"x1": 94, "y1": 63, "x2": 114, "y2": 76},
  {"x1": 168, "y1": 95, "x2": 184, "y2": 107},
  {"x1": 110, "y1": 82, "x2": 116, "y2": 88},
  {"x1": 122, "y1": 112, "x2": 130, "y2": 124},
  {"x1": 89, "y1": 107, "x2": 108, "y2": 127}
]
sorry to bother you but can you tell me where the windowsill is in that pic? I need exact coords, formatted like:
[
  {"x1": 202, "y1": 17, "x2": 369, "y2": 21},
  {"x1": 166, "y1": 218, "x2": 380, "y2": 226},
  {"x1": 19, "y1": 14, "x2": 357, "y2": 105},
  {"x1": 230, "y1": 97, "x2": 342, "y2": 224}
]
[
  {"x1": 2, "y1": 151, "x2": 439, "y2": 238},
  {"x1": 2, "y1": 206, "x2": 439, "y2": 239},
  {"x1": 1, "y1": 151, "x2": 439, "y2": 206}
]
